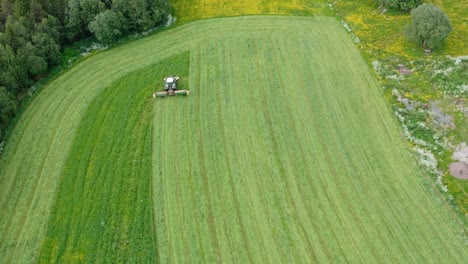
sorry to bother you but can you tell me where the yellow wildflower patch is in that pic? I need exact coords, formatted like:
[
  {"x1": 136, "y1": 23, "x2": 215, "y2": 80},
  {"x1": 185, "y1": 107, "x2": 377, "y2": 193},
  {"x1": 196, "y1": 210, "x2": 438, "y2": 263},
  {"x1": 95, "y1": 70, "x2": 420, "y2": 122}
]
[
  {"x1": 335, "y1": 0, "x2": 467, "y2": 57},
  {"x1": 430, "y1": 0, "x2": 468, "y2": 55},
  {"x1": 172, "y1": 0, "x2": 329, "y2": 24}
]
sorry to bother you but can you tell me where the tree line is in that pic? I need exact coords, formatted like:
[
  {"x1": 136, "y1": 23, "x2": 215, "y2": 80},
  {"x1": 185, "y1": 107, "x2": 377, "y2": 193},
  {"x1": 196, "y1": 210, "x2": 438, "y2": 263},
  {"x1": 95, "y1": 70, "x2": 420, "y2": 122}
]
[
  {"x1": 0, "y1": 0, "x2": 170, "y2": 140},
  {"x1": 0, "y1": 0, "x2": 453, "y2": 142}
]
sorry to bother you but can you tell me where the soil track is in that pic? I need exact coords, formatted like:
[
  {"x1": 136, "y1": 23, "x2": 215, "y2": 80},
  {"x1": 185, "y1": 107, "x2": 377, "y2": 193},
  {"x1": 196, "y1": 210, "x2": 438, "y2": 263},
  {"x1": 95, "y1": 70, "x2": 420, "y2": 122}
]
[{"x1": 450, "y1": 162, "x2": 468, "y2": 179}]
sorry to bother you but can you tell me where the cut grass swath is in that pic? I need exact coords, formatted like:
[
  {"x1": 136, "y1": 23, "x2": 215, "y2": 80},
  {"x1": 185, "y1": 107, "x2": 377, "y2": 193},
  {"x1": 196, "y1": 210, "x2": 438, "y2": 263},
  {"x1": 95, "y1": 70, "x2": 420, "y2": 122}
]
[
  {"x1": 150, "y1": 18, "x2": 466, "y2": 262},
  {"x1": 0, "y1": 17, "x2": 465, "y2": 262},
  {"x1": 38, "y1": 53, "x2": 189, "y2": 262}
]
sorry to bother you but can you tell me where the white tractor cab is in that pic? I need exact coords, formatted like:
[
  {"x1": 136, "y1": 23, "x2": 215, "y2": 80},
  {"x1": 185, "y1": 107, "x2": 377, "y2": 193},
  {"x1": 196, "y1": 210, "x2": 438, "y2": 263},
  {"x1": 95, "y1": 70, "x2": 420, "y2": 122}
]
[
  {"x1": 153, "y1": 75, "x2": 189, "y2": 98},
  {"x1": 164, "y1": 75, "x2": 179, "y2": 91}
]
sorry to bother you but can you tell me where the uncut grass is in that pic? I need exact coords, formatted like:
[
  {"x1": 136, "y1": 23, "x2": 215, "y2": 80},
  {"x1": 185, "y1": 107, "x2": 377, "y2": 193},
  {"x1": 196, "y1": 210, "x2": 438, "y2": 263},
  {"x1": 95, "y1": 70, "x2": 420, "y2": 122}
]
[
  {"x1": 0, "y1": 16, "x2": 215, "y2": 260},
  {"x1": 151, "y1": 17, "x2": 466, "y2": 262},
  {"x1": 38, "y1": 54, "x2": 188, "y2": 262},
  {"x1": 0, "y1": 16, "x2": 316, "y2": 262},
  {"x1": 335, "y1": 0, "x2": 468, "y2": 57},
  {"x1": 333, "y1": 0, "x2": 467, "y2": 214},
  {"x1": 172, "y1": 0, "x2": 332, "y2": 24},
  {"x1": 1, "y1": 16, "x2": 466, "y2": 263}
]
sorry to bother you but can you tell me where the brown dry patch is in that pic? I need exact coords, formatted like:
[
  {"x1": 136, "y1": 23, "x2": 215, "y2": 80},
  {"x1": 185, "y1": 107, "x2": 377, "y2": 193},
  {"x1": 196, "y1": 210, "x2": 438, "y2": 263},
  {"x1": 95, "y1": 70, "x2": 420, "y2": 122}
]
[{"x1": 449, "y1": 162, "x2": 468, "y2": 179}]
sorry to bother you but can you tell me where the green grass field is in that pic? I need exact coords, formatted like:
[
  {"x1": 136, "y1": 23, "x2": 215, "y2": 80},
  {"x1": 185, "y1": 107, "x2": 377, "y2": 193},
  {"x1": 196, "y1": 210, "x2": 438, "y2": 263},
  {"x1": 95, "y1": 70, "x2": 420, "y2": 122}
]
[
  {"x1": 172, "y1": 0, "x2": 332, "y2": 24},
  {"x1": 0, "y1": 16, "x2": 466, "y2": 262}
]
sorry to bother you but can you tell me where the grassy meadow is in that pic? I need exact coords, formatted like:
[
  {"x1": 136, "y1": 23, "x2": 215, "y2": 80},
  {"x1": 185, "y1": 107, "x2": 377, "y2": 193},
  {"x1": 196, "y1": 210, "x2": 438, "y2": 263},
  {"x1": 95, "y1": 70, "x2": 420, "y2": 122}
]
[
  {"x1": 0, "y1": 16, "x2": 466, "y2": 262},
  {"x1": 331, "y1": 0, "x2": 468, "y2": 212},
  {"x1": 333, "y1": 0, "x2": 467, "y2": 57},
  {"x1": 171, "y1": 0, "x2": 332, "y2": 23}
]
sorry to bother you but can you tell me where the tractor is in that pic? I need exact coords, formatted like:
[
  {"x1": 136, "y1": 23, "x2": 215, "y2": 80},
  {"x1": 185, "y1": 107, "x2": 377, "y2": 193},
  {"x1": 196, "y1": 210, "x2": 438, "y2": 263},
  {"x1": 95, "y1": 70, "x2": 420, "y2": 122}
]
[
  {"x1": 164, "y1": 75, "x2": 179, "y2": 91},
  {"x1": 153, "y1": 75, "x2": 190, "y2": 98}
]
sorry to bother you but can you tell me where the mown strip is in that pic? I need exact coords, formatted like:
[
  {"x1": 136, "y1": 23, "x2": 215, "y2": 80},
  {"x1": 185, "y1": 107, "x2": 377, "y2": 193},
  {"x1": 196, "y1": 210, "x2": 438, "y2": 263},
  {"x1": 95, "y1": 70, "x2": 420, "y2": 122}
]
[
  {"x1": 0, "y1": 16, "x2": 466, "y2": 263},
  {"x1": 150, "y1": 17, "x2": 466, "y2": 262},
  {"x1": 38, "y1": 53, "x2": 189, "y2": 262}
]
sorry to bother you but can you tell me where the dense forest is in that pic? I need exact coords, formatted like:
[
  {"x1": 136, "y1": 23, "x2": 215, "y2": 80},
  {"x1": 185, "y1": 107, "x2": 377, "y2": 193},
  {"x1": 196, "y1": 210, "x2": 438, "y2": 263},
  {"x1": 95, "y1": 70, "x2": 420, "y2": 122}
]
[{"x1": 0, "y1": 0, "x2": 170, "y2": 141}]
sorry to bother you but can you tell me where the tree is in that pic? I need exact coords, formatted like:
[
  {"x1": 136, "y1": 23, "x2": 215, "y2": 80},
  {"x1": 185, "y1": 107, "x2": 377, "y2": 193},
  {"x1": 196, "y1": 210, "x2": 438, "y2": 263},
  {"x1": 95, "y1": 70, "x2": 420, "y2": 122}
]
[
  {"x1": 13, "y1": 0, "x2": 30, "y2": 17},
  {"x1": 65, "y1": 0, "x2": 105, "y2": 40},
  {"x1": 0, "y1": 0, "x2": 172, "y2": 142},
  {"x1": 16, "y1": 41, "x2": 47, "y2": 76},
  {"x1": 147, "y1": 0, "x2": 169, "y2": 25},
  {"x1": 34, "y1": 15, "x2": 61, "y2": 43},
  {"x1": 32, "y1": 15, "x2": 61, "y2": 64},
  {"x1": 3, "y1": 16, "x2": 30, "y2": 51},
  {"x1": 0, "y1": 43, "x2": 20, "y2": 93},
  {"x1": 28, "y1": 0, "x2": 46, "y2": 22},
  {"x1": 88, "y1": 9, "x2": 121, "y2": 43},
  {"x1": 374, "y1": 0, "x2": 421, "y2": 11},
  {"x1": 405, "y1": 3, "x2": 452, "y2": 50},
  {"x1": 44, "y1": 0, "x2": 67, "y2": 23},
  {"x1": 112, "y1": 0, "x2": 151, "y2": 33},
  {"x1": 391, "y1": 0, "x2": 421, "y2": 11},
  {"x1": 1, "y1": 0, "x2": 15, "y2": 23},
  {"x1": 0, "y1": 86, "x2": 17, "y2": 134}
]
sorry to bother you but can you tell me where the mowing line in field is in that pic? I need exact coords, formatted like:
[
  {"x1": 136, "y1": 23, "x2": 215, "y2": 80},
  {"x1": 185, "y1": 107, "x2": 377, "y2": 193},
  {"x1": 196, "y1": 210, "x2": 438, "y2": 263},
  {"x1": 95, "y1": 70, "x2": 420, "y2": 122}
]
[
  {"x1": 235, "y1": 43, "x2": 287, "y2": 262},
  {"x1": 37, "y1": 62, "x2": 171, "y2": 262},
  {"x1": 1, "y1": 16, "x2": 466, "y2": 263},
  {"x1": 267, "y1": 36, "x2": 360, "y2": 262},
  {"x1": 208, "y1": 58, "x2": 236, "y2": 262},
  {"x1": 251, "y1": 40, "x2": 322, "y2": 262},
  {"x1": 301, "y1": 38, "x2": 388, "y2": 262},
  {"x1": 221, "y1": 41, "x2": 277, "y2": 263},
  {"x1": 303, "y1": 37, "x2": 424, "y2": 262},
  {"x1": 187, "y1": 46, "x2": 208, "y2": 261},
  {"x1": 244, "y1": 42, "x2": 299, "y2": 262},
  {"x1": 253, "y1": 47, "x2": 316, "y2": 263},
  {"x1": 198, "y1": 45, "x2": 224, "y2": 263},
  {"x1": 231, "y1": 43, "x2": 273, "y2": 261},
  {"x1": 304, "y1": 25, "x2": 464, "y2": 262},
  {"x1": 274, "y1": 43, "x2": 352, "y2": 262},
  {"x1": 215, "y1": 43, "x2": 254, "y2": 263}
]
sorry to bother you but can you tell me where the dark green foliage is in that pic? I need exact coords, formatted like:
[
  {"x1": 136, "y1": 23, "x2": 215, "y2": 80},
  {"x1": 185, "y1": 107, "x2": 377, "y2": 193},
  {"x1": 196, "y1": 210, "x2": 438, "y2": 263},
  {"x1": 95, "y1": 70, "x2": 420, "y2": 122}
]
[
  {"x1": 392, "y1": 0, "x2": 421, "y2": 11},
  {"x1": 374, "y1": 0, "x2": 421, "y2": 11},
  {"x1": 3, "y1": 15, "x2": 30, "y2": 50},
  {"x1": 17, "y1": 42, "x2": 47, "y2": 75},
  {"x1": 112, "y1": 0, "x2": 150, "y2": 33},
  {"x1": 32, "y1": 15, "x2": 61, "y2": 64},
  {"x1": 405, "y1": 3, "x2": 452, "y2": 50},
  {"x1": 13, "y1": 0, "x2": 29, "y2": 17},
  {"x1": 111, "y1": 0, "x2": 168, "y2": 34},
  {"x1": 43, "y1": 0, "x2": 67, "y2": 23},
  {"x1": 0, "y1": 15, "x2": 60, "y2": 90},
  {"x1": 0, "y1": 0, "x2": 14, "y2": 23},
  {"x1": 88, "y1": 9, "x2": 121, "y2": 43},
  {"x1": 148, "y1": 0, "x2": 168, "y2": 25},
  {"x1": 0, "y1": 44, "x2": 17, "y2": 91},
  {"x1": 0, "y1": 14, "x2": 60, "y2": 137},
  {"x1": 0, "y1": 0, "x2": 170, "y2": 141},
  {"x1": 0, "y1": 86, "x2": 17, "y2": 137},
  {"x1": 28, "y1": 0, "x2": 46, "y2": 22},
  {"x1": 65, "y1": 0, "x2": 106, "y2": 41}
]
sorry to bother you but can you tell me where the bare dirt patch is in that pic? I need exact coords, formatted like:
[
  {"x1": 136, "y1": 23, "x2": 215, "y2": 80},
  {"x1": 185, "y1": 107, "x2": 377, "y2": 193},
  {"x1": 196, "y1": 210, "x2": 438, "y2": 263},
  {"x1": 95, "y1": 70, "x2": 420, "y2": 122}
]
[
  {"x1": 450, "y1": 143, "x2": 468, "y2": 179},
  {"x1": 397, "y1": 64, "x2": 413, "y2": 75},
  {"x1": 449, "y1": 162, "x2": 468, "y2": 179},
  {"x1": 431, "y1": 102, "x2": 455, "y2": 129}
]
